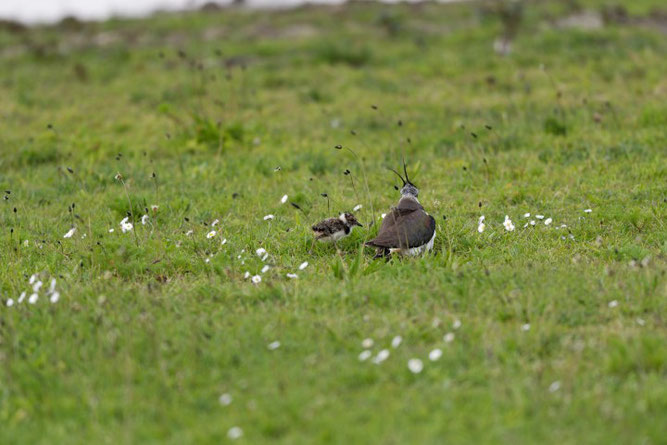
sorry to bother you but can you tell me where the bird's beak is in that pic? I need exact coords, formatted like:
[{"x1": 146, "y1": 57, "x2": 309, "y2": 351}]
[{"x1": 356, "y1": 222, "x2": 364, "y2": 227}]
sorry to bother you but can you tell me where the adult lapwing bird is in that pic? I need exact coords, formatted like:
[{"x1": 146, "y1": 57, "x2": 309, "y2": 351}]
[
  {"x1": 311, "y1": 212, "x2": 363, "y2": 243},
  {"x1": 366, "y1": 161, "x2": 435, "y2": 257}
]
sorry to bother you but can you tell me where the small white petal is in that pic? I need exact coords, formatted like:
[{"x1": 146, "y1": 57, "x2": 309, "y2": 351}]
[
  {"x1": 358, "y1": 350, "x2": 372, "y2": 361},
  {"x1": 281, "y1": 194, "x2": 288, "y2": 204},
  {"x1": 453, "y1": 319, "x2": 461, "y2": 329},
  {"x1": 523, "y1": 213, "x2": 530, "y2": 218},
  {"x1": 268, "y1": 341, "x2": 280, "y2": 350},
  {"x1": 28, "y1": 293, "x2": 39, "y2": 304},
  {"x1": 206, "y1": 230, "x2": 217, "y2": 239},
  {"x1": 584, "y1": 209, "x2": 592, "y2": 213},
  {"x1": 549, "y1": 381, "x2": 561, "y2": 392},
  {"x1": 141, "y1": 214, "x2": 149, "y2": 225},
  {"x1": 373, "y1": 349, "x2": 390, "y2": 364},
  {"x1": 536, "y1": 215, "x2": 545, "y2": 220},
  {"x1": 221, "y1": 238, "x2": 227, "y2": 245},
  {"x1": 49, "y1": 279, "x2": 57, "y2": 292},
  {"x1": 636, "y1": 318, "x2": 645, "y2": 326},
  {"x1": 407, "y1": 358, "x2": 424, "y2": 374},
  {"x1": 185, "y1": 229, "x2": 193, "y2": 236},
  {"x1": 521, "y1": 323, "x2": 531, "y2": 331},
  {"x1": 212, "y1": 219, "x2": 219, "y2": 227},
  {"x1": 380, "y1": 213, "x2": 386, "y2": 219},
  {"x1": 443, "y1": 332, "x2": 455, "y2": 343},
  {"x1": 18, "y1": 291, "x2": 26, "y2": 303},
  {"x1": 361, "y1": 338, "x2": 374, "y2": 349},
  {"x1": 261, "y1": 253, "x2": 269, "y2": 262},
  {"x1": 391, "y1": 336, "x2": 402, "y2": 348},
  {"x1": 261, "y1": 265, "x2": 270, "y2": 274},
  {"x1": 353, "y1": 204, "x2": 362, "y2": 212},
  {"x1": 6, "y1": 299, "x2": 14, "y2": 307},
  {"x1": 477, "y1": 223, "x2": 485, "y2": 233},
  {"x1": 478, "y1": 215, "x2": 485, "y2": 223},
  {"x1": 608, "y1": 300, "x2": 618, "y2": 308},
  {"x1": 108, "y1": 228, "x2": 114, "y2": 233},
  {"x1": 63, "y1": 227, "x2": 76, "y2": 238},
  {"x1": 244, "y1": 271, "x2": 250, "y2": 279},
  {"x1": 218, "y1": 393, "x2": 232, "y2": 406},
  {"x1": 263, "y1": 214, "x2": 274, "y2": 221},
  {"x1": 33, "y1": 281, "x2": 43, "y2": 292},
  {"x1": 429, "y1": 349, "x2": 442, "y2": 361},
  {"x1": 286, "y1": 273, "x2": 298, "y2": 279},
  {"x1": 227, "y1": 426, "x2": 243, "y2": 440},
  {"x1": 544, "y1": 218, "x2": 553, "y2": 225},
  {"x1": 251, "y1": 275, "x2": 262, "y2": 284},
  {"x1": 50, "y1": 291, "x2": 60, "y2": 303},
  {"x1": 530, "y1": 220, "x2": 536, "y2": 226},
  {"x1": 256, "y1": 248, "x2": 266, "y2": 257},
  {"x1": 29, "y1": 274, "x2": 36, "y2": 284},
  {"x1": 298, "y1": 261, "x2": 309, "y2": 270}
]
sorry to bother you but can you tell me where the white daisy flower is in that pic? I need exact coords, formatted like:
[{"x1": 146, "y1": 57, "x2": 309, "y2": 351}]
[
  {"x1": 33, "y1": 281, "x2": 43, "y2": 292},
  {"x1": 218, "y1": 393, "x2": 232, "y2": 406},
  {"x1": 261, "y1": 265, "x2": 270, "y2": 274},
  {"x1": 549, "y1": 381, "x2": 561, "y2": 392},
  {"x1": 636, "y1": 318, "x2": 645, "y2": 326},
  {"x1": 608, "y1": 300, "x2": 618, "y2": 308},
  {"x1": 380, "y1": 213, "x2": 386, "y2": 219},
  {"x1": 261, "y1": 253, "x2": 268, "y2": 262},
  {"x1": 286, "y1": 273, "x2": 298, "y2": 279},
  {"x1": 151, "y1": 205, "x2": 159, "y2": 212},
  {"x1": 141, "y1": 215, "x2": 149, "y2": 225},
  {"x1": 477, "y1": 215, "x2": 486, "y2": 233},
  {"x1": 281, "y1": 194, "x2": 288, "y2": 204},
  {"x1": 530, "y1": 220, "x2": 536, "y2": 226},
  {"x1": 263, "y1": 214, "x2": 274, "y2": 221},
  {"x1": 584, "y1": 209, "x2": 592, "y2": 213},
  {"x1": 453, "y1": 319, "x2": 461, "y2": 329},
  {"x1": 244, "y1": 271, "x2": 250, "y2": 279},
  {"x1": 544, "y1": 218, "x2": 553, "y2": 225},
  {"x1": 503, "y1": 216, "x2": 515, "y2": 232},
  {"x1": 391, "y1": 336, "x2": 402, "y2": 348},
  {"x1": 50, "y1": 291, "x2": 60, "y2": 303},
  {"x1": 29, "y1": 274, "x2": 37, "y2": 284},
  {"x1": 353, "y1": 204, "x2": 362, "y2": 212},
  {"x1": 267, "y1": 341, "x2": 280, "y2": 350},
  {"x1": 523, "y1": 213, "x2": 530, "y2": 218},
  {"x1": 185, "y1": 230, "x2": 193, "y2": 236},
  {"x1": 109, "y1": 228, "x2": 114, "y2": 233},
  {"x1": 372, "y1": 349, "x2": 390, "y2": 364},
  {"x1": 361, "y1": 338, "x2": 374, "y2": 349},
  {"x1": 227, "y1": 426, "x2": 243, "y2": 440},
  {"x1": 221, "y1": 238, "x2": 227, "y2": 245},
  {"x1": 6, "y1": 299, "x2": 14, "y2": 307},
  {"x1": 207, "y1": 230, "x2": 217, "y2": 239},
  {"x1": 63, "y1": 227, "x2": 76, "y2": 238},
  {"x1": 536, "y1": 215, "x2": 545, "y2": 220},
  {"x1": 298, "y1": 261, "x2": 309, "y2": 270},
  {"x1": 358, "y1": 350, "x2": 372, "y2": 361},
  {"x1": 18, "y1": 291, "x2": 26, "y2": 303},
  {"x1": 429, "y1": 348, "x2": 442, "y2": 361},
  {"x1": 256, "y1": 248, "x2": 266, "y2": 257},
  {"x1": 28, "y1": 293, "x2": 39, "y2": 304},
  {"x1": 251, "y1": 275, "x2": 262, "y2": 284},
  {"x1": 443, "y1": 332, "x2": 455, "y2": 343},
  {"x1": 120, "y1": 218, "x2": 133, "y2": 233},
  {"x1": 521, "y1": 323, "x2": 531, "y2": 331},
  {"x1": 407, "y1": 358, "x2": 424, "y2": 374},
  {"x1": 212, "y1": 219, "x2": 219, "y2": 227}
]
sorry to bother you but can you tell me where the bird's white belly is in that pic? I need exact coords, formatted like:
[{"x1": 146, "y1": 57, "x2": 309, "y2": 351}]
[
  {"x1": 318, "y1": 230, "x2": 346, "y2": 243},
  {"x1": 390, "y1": 230, "x2": 436, "y2": 256}
]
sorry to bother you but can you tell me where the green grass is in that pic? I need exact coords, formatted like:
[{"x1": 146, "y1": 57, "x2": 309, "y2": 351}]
[{"x1": 1, "y1": 1, "x2": 666, "y2": 443}]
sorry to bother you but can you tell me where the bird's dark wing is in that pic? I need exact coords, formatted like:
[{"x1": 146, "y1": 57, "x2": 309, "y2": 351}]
[
  {"x1": 366, "y1": 209, "x2": 435, "y2": 249},
  {"x1": 312, "y1": 218, "x2": 344, "y2": 235}
]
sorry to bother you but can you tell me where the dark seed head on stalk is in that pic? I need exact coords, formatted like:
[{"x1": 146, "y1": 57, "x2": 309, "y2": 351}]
[
  {"x1": 443, "y1": 215, "x2": 447, "y2": 220},
  {"x1": 485, "y1": 125, "x2": 493, "y2": 130},
  {"x1": 371, "y1": 105, "x2": 378, "y2": 110},
  {"x1": 479, "y1": 201, "x2": 483, "y2": 208},
  {"x1": 344, "y1": 169, "x2": 350, "y2": 175},
  {"x1": 320, "y1": 193, "x2": 328, "y2": 198},
  {"x1": 334, "y1": 145, "x2": 342, "y2": 150},
  {"x1": 67, "y1": 167, "x2": 74, "y2": 174},
  {"x1": 290, "y1": 202, "x2": 302, "y2": 210},
  {"x1": 470, "y1": 132, "x2": 477, "y2": 139},
  {"x1": 184, "y1": 217, "x2": 189, "y2": 222},
  {"x1": 398, "y1": 120, "x2": 403, "y2": 126}
]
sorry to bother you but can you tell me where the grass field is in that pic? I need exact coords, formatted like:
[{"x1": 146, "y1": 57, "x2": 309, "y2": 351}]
[{"x1": 1, "y1": 1, "x2": 666, "y2": 443}]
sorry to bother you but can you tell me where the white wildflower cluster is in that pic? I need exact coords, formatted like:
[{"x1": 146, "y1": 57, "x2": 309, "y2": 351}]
[
  {"x1": 357, "y1": 321, "x2": 463, "y2": 374},
  {"x1": 477, "y1": 209, "x2": 592, "y2": 233},
  {"x1": 120, "y1": 217, "x2": 133, "y2": 233},
  {"x1": 6, "y1": 273, "x2": 61, "y2": 307}
]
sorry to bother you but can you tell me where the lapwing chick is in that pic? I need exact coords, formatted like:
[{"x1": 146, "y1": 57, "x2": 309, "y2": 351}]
[
  {"x1": 366, "y1": 160, "x2": 436, "y2": 257},
  {"x1": 311, "y1": 212, "x2": 363, "y2": 243}
]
